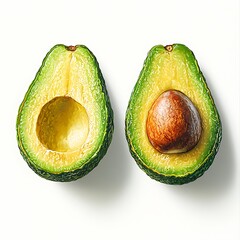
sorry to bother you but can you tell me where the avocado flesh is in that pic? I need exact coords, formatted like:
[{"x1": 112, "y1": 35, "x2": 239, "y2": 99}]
[
  {"x1": 126, "y1": 44, "x2": 222, "y2": 184},
  {"x1": 17, "y1": 45, "x2": 113, "y2": 181}
]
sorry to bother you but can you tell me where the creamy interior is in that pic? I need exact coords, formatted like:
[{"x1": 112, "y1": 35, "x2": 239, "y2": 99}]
[
  {"x1": 36, "y1": 96, "x2": 89, "y2": 152},
  {"x1": 18, "y1": 45, "x2": 107, "y2": 173},
  {"x1": 127, "y1": 45, "x2": 219, "y2": 176}
]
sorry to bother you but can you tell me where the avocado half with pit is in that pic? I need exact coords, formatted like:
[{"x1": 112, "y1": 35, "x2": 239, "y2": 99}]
[
  {"x1": 125, "y1": 44, "x2": 222, "y2": 184},
  {"x1": 17, "y1": 45, "x2": 113, "y2": 182}
]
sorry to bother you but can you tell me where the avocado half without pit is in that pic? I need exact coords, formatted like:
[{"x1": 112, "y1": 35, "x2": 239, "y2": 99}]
[
  {"x1": 125, "y1": 44, "x2": 222, "y2": 185},
  {"x1": 17, "y1": 45, "x2": 113, "y2": 181}
]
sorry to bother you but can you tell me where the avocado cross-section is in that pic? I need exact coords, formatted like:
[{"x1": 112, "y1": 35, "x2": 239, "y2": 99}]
[
  {"x1": 17, "y1": 45, "x2": 113, "y2": 181},
  {"x1": 125, "y1": 44, "x2": 222, "y2": 184}
]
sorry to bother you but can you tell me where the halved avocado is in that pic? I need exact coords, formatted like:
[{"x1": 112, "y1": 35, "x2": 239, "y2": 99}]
[
  {"x1": 17, "y1": 44, "x2": 113, "y2": 182},
  {"x1": 125, "y1": 44, "x2": 222, "y2": 184}
]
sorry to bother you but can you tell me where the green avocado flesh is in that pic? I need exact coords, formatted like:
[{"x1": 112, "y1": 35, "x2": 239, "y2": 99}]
[
  {"x1": 17, "y1": 45, "x2": 113, "y2": 181},
  {"x1": 125, "y1": 44, "x2": 222, "y2": 184}
]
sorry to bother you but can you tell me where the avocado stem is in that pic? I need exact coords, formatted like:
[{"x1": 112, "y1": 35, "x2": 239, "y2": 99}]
[
  {"x1": 165, "y1": 45, "x2": 173, "y2": 52},
  {"x1": 67, "y1": 46, "x2": 77, "y2": 51}
]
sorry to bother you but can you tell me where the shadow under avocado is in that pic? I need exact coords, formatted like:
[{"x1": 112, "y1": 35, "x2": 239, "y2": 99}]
[
  {"x1": 59, "y1": 80, "x2": 132, "y2": 205},
  {"x1": 167, "y1": 69, "x2": 236, "y2": 202}
]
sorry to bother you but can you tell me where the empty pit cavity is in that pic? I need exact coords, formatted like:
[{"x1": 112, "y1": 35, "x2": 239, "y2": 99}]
[{"x1": 36, "y1": 96, "x2": 89, "y2": 152}]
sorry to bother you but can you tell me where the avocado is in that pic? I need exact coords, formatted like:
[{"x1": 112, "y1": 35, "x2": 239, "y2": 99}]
[
  {"x1": 125, "y1": 44, "x2": 222, "y2": 184},
  {"x1": 17, "y1": 44, "x2": 113, "y2": 182}
]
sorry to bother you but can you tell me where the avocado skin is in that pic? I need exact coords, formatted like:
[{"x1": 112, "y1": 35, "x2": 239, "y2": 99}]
[
  {"x1": 17, "y1": 45, "x2": 114, "y2": 182},
  {"x1": 125, "y1": 44, "x2": 222, "y2": 185},
  {"x1": 19, "y1": 116, "x2": 113, "y2": 182},
  {"x1": 126, "y1": 125, "x2": 221, "y2": 185}
]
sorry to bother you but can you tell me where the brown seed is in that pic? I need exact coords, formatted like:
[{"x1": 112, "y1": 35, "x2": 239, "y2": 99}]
[{"x1": 146, "y1": 90, "x2": 202, "y2": 153}]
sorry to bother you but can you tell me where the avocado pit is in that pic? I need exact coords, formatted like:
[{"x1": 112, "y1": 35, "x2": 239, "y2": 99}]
[
  {"x1": 36, "y1": 96, "x2": 89, "y2": 153},
  {"x1": 146, "y1": 90, "x2": 202, "y2": 153}
]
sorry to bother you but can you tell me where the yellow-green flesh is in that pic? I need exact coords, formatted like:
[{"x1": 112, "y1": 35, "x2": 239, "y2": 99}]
[
  {"x1": 36, "y1": 96, "x2": 89, "y2": 152},
  {"x1": 17, "y1": 45, "x2": 108, "y2": 174},
  {"x1": 127, "y1": 44, "x2": 220, "y2": 177}
]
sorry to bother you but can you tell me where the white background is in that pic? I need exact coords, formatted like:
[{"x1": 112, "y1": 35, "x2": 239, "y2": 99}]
[{"x1": 0, "y1": 0, "x2": 239, "y2": 239}]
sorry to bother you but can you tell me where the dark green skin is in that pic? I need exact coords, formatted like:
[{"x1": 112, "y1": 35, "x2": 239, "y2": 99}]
[
  {"x1": 125, "y1": 44, "x2": 222, "y2": 185},
  {"x1": 17, "y1": 45, "x2": 114, "y2": 182},
  {"x1": 125, "y1": 127, "x2": 222, "y2": 185}
]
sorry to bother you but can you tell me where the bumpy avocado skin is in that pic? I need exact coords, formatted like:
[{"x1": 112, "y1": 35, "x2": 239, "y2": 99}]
[
  {"x1": 17, "y1": 45, "x2": 114, "y2": 182},
  {"x1": 125, "y1": 44, "x2": 222, "y2": 185},
  {"x1": 126, "y1": 127, "x2": 222, "y2": 185}
]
